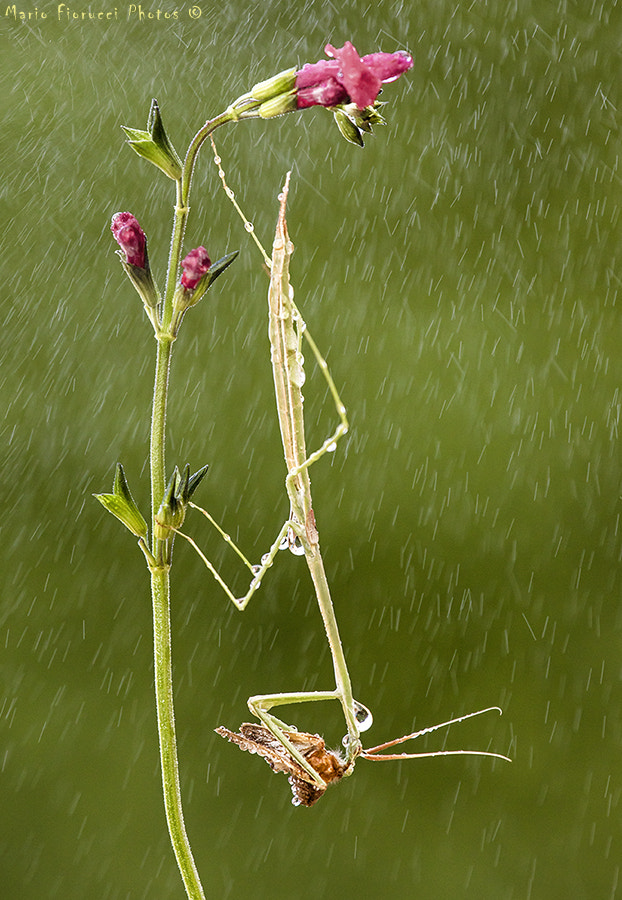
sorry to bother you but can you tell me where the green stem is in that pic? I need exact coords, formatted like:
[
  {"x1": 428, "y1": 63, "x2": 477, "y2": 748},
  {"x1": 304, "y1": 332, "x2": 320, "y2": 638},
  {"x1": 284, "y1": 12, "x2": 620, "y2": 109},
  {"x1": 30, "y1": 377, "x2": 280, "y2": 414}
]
[
  {"x1": 151, "y1": 565, "x2": 205, "y2": 900},
  {"x1": 160, "y1": 110, "x2": 235, "y2": 333},
  {"x1": 147, "y1": 111, "x2": 236, "y2": 899},
  {"x1": 150, "y1": 334, "x2": 173, "y2": 559},
  {"x1": 181, "y1": 110, "x2": 234, "y2": 208}
]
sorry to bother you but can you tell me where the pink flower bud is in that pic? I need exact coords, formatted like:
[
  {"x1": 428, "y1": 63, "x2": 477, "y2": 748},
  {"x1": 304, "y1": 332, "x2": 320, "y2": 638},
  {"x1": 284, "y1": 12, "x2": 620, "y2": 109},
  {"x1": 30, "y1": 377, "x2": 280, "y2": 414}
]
[
  {"x1": 181, "y1": 247, "x2": 211, "y2": 290},
  {"x1": 295, "y1": 42, "x2": 413, "y2": 110},
  {"x1": 111, "y1": 212, "x2": 147, "y2": 269}
]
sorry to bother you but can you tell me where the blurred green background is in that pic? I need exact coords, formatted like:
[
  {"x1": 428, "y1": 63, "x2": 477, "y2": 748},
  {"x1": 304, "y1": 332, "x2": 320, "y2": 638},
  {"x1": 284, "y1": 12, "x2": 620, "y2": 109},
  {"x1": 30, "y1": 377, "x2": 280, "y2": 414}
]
[{"x1": 1, "y1": 1, "x2": 621, "y2": 897}]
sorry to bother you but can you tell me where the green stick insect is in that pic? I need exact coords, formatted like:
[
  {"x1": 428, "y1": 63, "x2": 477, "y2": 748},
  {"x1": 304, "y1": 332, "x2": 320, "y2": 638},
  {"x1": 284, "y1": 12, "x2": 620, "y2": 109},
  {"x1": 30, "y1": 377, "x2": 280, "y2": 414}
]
[{"x1": 177, "y1": 154, "x2": 510, "y2": 806}]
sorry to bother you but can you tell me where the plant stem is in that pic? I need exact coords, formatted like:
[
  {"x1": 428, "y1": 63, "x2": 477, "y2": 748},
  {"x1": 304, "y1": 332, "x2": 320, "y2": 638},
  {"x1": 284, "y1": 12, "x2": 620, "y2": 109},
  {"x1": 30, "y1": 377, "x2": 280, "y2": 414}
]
[
  {"x1": 161, "y1": 110, "x2": 234, "y2": 333},
  {"x1": 151, "y1": 565, "x2": 205, "y2": 900},
  {"x1": 150, "y1": 334, "x2": 173, "y2": 559},
  {"x1": 147, "y1": 113, "x2": 235, "y2": 898}
]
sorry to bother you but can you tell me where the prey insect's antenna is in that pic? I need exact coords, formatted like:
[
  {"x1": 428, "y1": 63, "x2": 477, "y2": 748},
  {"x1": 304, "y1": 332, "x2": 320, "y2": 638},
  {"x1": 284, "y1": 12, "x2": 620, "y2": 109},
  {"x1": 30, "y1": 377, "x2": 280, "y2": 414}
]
[{"x1": 361, "y1": 707, "x2": 512, "y2": 763}]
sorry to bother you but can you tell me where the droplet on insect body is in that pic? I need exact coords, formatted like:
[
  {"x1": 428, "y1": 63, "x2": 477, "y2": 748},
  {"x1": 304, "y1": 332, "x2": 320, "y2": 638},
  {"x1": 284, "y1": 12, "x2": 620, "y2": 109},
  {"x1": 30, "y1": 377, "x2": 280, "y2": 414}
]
[
  {"x1": 326, "y1": 441, "x2": 337, "y2": 453},
  {"x1": 244, "y1": 222, "x2": 254, "y2": 233},
  {"x1": 279, "y1": 535, "x2": 290, "y2": 551},
  {"x1": 354, "y1": 700, "x2": 374, "y2": 732},
  {"x1": 260, "y1": 553, "x2": 272, "y2": 566},
  {"x1": 289, "y1": 537, "x2": 305, "y2": 557},
  {"x1": 251, "y1": 564, "x2": 261, "y2": 575}
]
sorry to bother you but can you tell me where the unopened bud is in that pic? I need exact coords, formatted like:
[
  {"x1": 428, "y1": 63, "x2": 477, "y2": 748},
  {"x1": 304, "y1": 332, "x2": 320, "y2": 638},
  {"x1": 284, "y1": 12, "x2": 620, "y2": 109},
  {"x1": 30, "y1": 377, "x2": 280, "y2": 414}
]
[
  {"x1": 181, "y1": 246, "x2": 211, "y2": 290},
  {"x1": 258, "y1": 91, "x2": 299, "y2": 119},
  {"x1": 111, "y1": 212, "x2": 160, "y2": 312},
  {"x1": 251, "y1": 67, "x2": 297, "y2": 102},
  {"x1": 111, "y1": 212, "x2": 146, "y2": 268}
]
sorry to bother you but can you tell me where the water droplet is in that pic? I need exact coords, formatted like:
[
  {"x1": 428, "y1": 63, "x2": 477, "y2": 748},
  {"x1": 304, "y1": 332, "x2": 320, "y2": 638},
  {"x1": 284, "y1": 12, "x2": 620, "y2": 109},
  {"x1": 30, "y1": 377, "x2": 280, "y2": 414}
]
[
  {"x1": 245, "y1": 221, "x2": 254, "y2": 233},
  {"x1": 251, "y1": 564, "x2": 261, "y2": 575},
  {"x1": 353, "y1": 700, "x2": 373, "y2": 732},
  {"x1": 326, "y1": 441, "x2": 337, "y2": 453},
  {"x1": 260, "y1": 553, "x2": 272, "y2": 566},
  {"x1": 278, "y1": 535, "x2": 290, "y2": 551},
  {"x1": 289, "y1": 536, "x2": 305, "y2": 557}
]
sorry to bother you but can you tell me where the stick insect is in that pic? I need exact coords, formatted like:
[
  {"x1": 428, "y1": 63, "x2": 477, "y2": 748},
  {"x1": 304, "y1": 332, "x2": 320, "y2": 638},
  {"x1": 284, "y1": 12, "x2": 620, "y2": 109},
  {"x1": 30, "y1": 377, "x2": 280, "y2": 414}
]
[{"x1": 176, "y1": 152, "x2": 510, "y2": 804}]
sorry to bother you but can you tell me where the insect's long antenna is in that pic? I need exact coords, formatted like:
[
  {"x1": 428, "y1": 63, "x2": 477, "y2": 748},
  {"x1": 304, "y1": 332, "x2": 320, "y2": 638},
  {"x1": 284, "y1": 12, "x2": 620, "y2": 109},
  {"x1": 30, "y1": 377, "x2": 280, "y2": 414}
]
[
  {"x1": 362, "y1": 706, "x2": 511, "y2": 763},
  {"x1": 362, "y1": 748, "x2": 512, "y2": 762}
]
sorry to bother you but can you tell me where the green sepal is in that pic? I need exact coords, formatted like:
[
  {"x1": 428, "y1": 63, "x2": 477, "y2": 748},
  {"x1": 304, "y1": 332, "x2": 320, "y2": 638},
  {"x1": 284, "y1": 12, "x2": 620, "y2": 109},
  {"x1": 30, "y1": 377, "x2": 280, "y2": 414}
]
[
  {"x1": 258, "y1": 90, "x2": 298, "y2": 119},
  {"x1": 251, "y1": 67, "x2": 297, "y2": 102},
  {"x1": 94, "y1": 463, "x2": 148, "y2": 539},
  {"x1": 154, "y1": 466, "x2": 186, "y2": 539},
  {"x1": 170, "y1": 251, "x2": 239, "y2": 335},
  {"x1": 186, "y1": 464, "x2": 209, "y2": 501},
  {"x1": 333, "y1": 109, "x2": 365, "y2": 147},
  {"x1": 121, "y1": 99, "x2": 182, "y2": 181},
  {"x1": 117, "y1": 252, "x2": 160, "y2": 312},
  {"x1": 190, "y1": 251, "x2": 239, "y2": 306},
  {"x1": 332, "y1": 101, "x2": 387, "y2": 147},
  {"x1": 153, "y1": 463, "x2": 209, "y2": 539}
]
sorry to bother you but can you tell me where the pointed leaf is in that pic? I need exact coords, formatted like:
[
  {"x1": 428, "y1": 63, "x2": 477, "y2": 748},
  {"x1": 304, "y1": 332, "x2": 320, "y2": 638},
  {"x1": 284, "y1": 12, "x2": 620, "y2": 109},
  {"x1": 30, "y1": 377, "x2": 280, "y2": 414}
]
[
  {"x1": 187, "y1": 464, "x2": 209, "y2": 500},
  {"x1": 148, "y1": 99, "x2": 182, "y2": 173},
  {"x1": 94, "y1": 492, "x2": 149, "y2": 538},
  {"x1": 180, "y1": 251, "x2": 239, "y2": 310},
  {"x1": 206, "y1": 251, "x2": 239, "y2": 287},
  {"x1": 120, "y1": 126, "x2": 151, "y2": 142},
  {"x1": 93, "y1": 463, "x2": 148, "y2": 539}
]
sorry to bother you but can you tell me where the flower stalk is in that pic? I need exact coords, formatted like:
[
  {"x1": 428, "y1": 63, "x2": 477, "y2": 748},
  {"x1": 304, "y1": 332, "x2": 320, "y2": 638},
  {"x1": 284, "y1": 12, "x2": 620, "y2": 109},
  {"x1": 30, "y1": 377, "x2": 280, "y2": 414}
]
[{"x1": 100, "y1": 40, "x2": 413, "y2": 898}]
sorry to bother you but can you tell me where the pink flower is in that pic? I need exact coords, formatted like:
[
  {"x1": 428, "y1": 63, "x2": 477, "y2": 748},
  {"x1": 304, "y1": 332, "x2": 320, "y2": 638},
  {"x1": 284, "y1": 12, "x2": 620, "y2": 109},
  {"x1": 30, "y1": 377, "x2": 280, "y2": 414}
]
[
  {"x1": 181, "y1": 247, "x2": 211, "y2": 290},
  {"x1": 295, "y1": 42, "x2": 413, "y2": 110},
  {"x1": 111, "y1": 212, "x2": 147, "y2": 269}
]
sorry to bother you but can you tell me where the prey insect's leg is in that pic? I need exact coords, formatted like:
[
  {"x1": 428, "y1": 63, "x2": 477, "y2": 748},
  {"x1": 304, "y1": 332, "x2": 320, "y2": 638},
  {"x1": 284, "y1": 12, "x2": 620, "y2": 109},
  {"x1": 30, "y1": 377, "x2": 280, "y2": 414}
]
[{"x1": 247, "y1": 689, "x2": 341, "y2": 786}]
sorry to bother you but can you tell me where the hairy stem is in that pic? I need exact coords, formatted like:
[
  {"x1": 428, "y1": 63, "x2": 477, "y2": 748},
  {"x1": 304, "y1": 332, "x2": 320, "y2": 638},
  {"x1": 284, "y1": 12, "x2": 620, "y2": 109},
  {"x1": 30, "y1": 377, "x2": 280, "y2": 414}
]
[
  {"x1": 148, "y1": 110, "x2": 236, "y2": 899},
  {"x1": 150, "y1": 334, "x2": 173, "y2": 561},
  {"x1": 151, "y1": 566, "x2": 205, "y2": 900}
]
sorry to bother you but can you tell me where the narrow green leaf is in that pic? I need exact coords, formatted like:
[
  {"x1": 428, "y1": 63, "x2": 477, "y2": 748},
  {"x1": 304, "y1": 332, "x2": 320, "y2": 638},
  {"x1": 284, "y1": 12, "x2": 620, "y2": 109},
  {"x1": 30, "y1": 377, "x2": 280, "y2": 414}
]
[
  {"x1": 187, "y1": 464, "x2": 209, "y2": 501},
  {"x1": 94, "y1": 492, "x2": 149, "y2": 539},
  {"x1": 93, "y1": 463, "x2": 148, "y2": 539}
]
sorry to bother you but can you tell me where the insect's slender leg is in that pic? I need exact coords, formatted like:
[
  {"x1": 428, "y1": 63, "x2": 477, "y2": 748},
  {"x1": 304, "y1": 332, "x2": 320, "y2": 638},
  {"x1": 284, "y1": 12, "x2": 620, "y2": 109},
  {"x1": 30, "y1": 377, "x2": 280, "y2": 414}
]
[
  {"x1": 247, "y1": 689, "x2": 341, "y2": 786},
  {"x1": 174, "y1": 515, "x2": 303, "y2": 611},
  {"x1": 188, "y1": 501, "x2": 264, "y2": 572}
]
